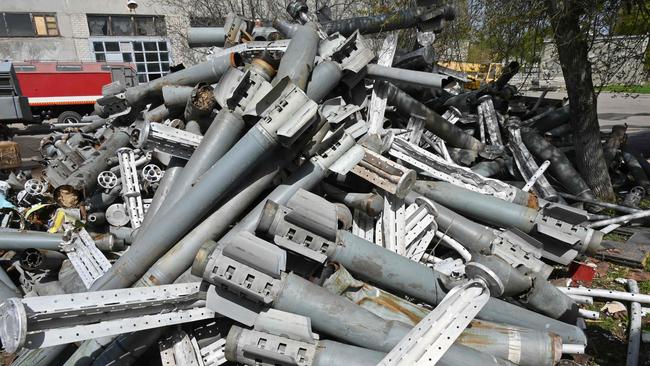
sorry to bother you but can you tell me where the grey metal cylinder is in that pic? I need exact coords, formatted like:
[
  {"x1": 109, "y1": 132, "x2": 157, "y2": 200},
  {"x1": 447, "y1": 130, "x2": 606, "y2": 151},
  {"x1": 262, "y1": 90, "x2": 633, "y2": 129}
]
[
  {"x1": 187, "y1": 27, "x2": 227, "y2": 47},
  {"x1": 459, "y1": 320, "x2": 562, "y2": 366},
  {"x1": 330, "y1": 230, "x2": 447, "y2": 304},
  {"x1": 522, "y1": 276, "x2": 580, "y2": 321},
  {"x1": 479, "y1": 297, "x2": 586, "y2": 345},
  {"x1": 77, "y1": 117, "x2": 107, "y2": 133},
  {"x1": 162, "y1": 85, "x2": 194, "y2": 110},
  {"x1": 273, "y1": 23, "x2": 319, "y2": 91},
  {"x1": 125, "y1": 53, "x2": 238, "y2": 106},
  {"x1": 306, "y1": 60, "x2": 342, "y2": 102},
  {"x1": 521, "y1": 128, "x2": 595, "y2": 200},
  {"x1": 471, "y1": 158, "x2": 509, "y2": 177},
  {"x1": 274, "y1": 273, "x2": 513, "y2": 365},
  {"x1": 623, "y1": 150, "x2": 650, "y2": 191},
  {"x1": 223, "y1": 134, "x2": 356, "y2": 240},
  {"x1": 0, "y1": 230, "x2": 63, "y2": 251},
  {"x1": 136, "y1": 157, "x2": 185, "y2": 236},
  {"x1": 524, "y1": 104, "x2": 570, "y2": 133},
  {"x1": 91, "y1": 125, "x2": 278, "y2": 291},
  {"x1": 145, "y1": 110, "x2": 245, "y2": 229},
  {"x1": 384, "y1": 81, "x2": 485, "y2": 151},
  {"x1": 319, "y1": 5, "x2": 455, "y2": 37},
  {"x1": 19, "y1": 248, "x2": 66, "y2": 271},
  {"x1": 473, "y1": 254, "x2": 532, "y2": 296},
  {"x1": 136, "y1": 158, "x2": 281, "y2": 287},
  {"x1": 413, "y1": 181, "x2": 537, "y2": 232},
  {"x1": 143, "y1": 104, "x2": 170, "y2": 122},
  {"x1": 89, "y1": 328, "x2": 167, "y2": 366},
  {"x1": 63, "y1": 130, "x2": 131, "y2": 194},
  {"x1": 322, "y1": 182, "x2": 383, "y2": 218},
  {"x1": 184, "y1": 83, "x2": 216, "y2": 122},
  {"x1": 184, "y1": 120, "x2": 202, "y2": 135},
  {"x1": 313, "y1": 340, "x2": 385, "y2": 366},
  {"x1": 366, "y1": 64, "x2": 451, "y2": 89},
  {"x1": 225, "y1": 326, "x2": 385, "y2": 366},
  {"x1": 0, "y1": 267, "x2": 20, "y2": 303},
  {"x1": 408, "y1": 190, "x2": 498, "y2": 252}
]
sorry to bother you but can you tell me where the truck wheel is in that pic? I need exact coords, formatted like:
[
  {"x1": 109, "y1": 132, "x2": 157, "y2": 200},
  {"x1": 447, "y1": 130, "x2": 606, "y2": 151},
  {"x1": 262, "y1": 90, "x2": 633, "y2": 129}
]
[{"x1": 57, "y1": 111, "x2": 82, "y2": 124}]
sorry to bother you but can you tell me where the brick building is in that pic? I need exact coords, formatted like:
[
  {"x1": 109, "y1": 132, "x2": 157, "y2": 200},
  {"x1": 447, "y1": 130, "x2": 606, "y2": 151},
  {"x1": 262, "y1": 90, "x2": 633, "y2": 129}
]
[{"x1": 0, "y1": 0, "x2": 190, "y2": 83}]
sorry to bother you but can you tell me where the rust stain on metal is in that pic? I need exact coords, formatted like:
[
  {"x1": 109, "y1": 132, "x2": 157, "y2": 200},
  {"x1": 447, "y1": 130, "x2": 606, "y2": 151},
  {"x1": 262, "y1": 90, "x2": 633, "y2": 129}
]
[
  {"x1": 356, "y1": 285, "x2": 424, "y2": 325},
  {"x1": 456, "y1": 332, "x2": 492, "y2": 346},
  {"x1": 148, "y1": 275, "x2": 161, "y2": 286},
  {"x1": 527, "y1": 193, "x2": 539, "y2": 209}
]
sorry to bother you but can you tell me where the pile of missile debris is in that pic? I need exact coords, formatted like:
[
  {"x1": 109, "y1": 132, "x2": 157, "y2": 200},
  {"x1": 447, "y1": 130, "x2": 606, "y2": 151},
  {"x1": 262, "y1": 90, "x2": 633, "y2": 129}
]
[{"x1": 0, "y1": 2, "x2": 648, "y2": 366}]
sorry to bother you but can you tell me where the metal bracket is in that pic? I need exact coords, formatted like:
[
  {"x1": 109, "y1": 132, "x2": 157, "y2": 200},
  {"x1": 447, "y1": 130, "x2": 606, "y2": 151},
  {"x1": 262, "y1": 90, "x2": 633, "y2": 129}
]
[
  {"x1": 215, "y1": 67, "x2": 272, "y2": 116},
  {"x1": 132, "y1": 121, "x2": 203, "y2": 160},
  {"x1": 367, "y1": 32, "x2": 398, "y2": 135},
  {"x1": 376, "y1": 194, "x2": 407, "y2": 255},
  {"x1": 404, "y1": 199, "x2": 438, "y2": 263},
  {"x1": 388, "y1": 137, "x2": 520, "y2": 202},
  {"x1": 60, "y1": 228, "x2": 111, "y2": 289},
  {"x1": 330, "y1": 30, "x2": 374, "y2": 73},
  {"x1": 493, "y1": 230, "x2": 553, "y2": 279},
  {"x1": 201, "y1": 250, "x2": 281, "y2": 306},
  {"x1": 377, "y1": 280, "x2": 490, "y2": 366},
  {"x1": 201, "y1": 337, "x2": 227, "y2": 366},
  {"x1": 0, "y1": 283, "x2": 214, "y2": 352},
  {"x1": 116, "y1": 147, "x2": 145, "y2": 228},
  {"x1": 352, "y1": 209, "x2": 375, "y2": 242},
  {"x1": 256, "y1": 80, "x2": 319, "y2": 147},
  {"x1": 522, "y1": 160, "x2": 550, "y2": 192},
  {"x1": 210, "y1": 40, "x2": 290, "y2": 59},
  {"x1": 507, "y1": 124, "x2": 558, "y2": 200},
  {"x1": 159, "y1": 330, "x2": 204, "y2": 366},
  {"x1": 406, "y1": 116, "x2": 426, "y2": 145},
  {"x1": 226, "y1": 309, "x2": 318, "y2": 366},
  {"x1": 477, "y1": 95, "x2": 503, "y2": 147},
  {"x1": 350, "y1": 147, "x2": 416, "y2": 198},
  {"x1": 159, "y1": 327, "x2": 227, "y2": 366}
]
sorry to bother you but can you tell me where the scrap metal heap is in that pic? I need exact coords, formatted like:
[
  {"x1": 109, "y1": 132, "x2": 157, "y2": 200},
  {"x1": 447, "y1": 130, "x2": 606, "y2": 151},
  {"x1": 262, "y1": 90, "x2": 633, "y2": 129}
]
[{"x1": 0, "y1": 2, "x2": 648, "y2": 366}]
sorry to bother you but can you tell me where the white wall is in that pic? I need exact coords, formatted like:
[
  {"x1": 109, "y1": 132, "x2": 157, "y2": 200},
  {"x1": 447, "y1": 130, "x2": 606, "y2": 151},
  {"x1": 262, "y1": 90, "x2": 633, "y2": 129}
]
[{"x1": 0, "y1": 0, "x2": 190, "y2": 64}]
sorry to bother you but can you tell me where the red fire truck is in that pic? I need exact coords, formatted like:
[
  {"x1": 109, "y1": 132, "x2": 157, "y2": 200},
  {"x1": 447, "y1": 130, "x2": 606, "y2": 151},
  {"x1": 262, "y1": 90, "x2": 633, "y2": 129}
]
[{"x1": 13, "y1": 61, "x2": 137, "y2": 124}]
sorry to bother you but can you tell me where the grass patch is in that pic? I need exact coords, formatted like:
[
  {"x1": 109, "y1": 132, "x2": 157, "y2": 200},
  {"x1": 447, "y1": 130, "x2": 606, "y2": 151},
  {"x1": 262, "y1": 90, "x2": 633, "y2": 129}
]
[
  {"x1": 603, "y1": 232, "x2": 630, "y2": 242},
  {"x1": 639, "y1": 280, "x2": 650, "y2": 294},
  {"x1": 601, "y1": 83, "x2": 650, "y2": 94},
  {"x1": 639, "y1": 198, "x2": 650, "y2": 210}
]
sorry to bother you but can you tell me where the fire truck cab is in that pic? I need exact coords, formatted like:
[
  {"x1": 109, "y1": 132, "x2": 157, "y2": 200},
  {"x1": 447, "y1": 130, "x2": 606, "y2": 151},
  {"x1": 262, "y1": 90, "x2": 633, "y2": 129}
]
[{"x1": 13, "y1": 61, "x2": 137, "y2": 124}]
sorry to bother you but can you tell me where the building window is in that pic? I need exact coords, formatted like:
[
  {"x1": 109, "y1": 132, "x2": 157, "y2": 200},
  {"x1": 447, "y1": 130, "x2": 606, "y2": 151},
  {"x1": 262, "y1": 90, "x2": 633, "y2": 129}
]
[
  {"x1": 0, "y1": 12, "x2": 59, "y2": 37},
  {"x1": 87, "y1": 15, "x2": 166, "y2": 37},
  {"x1": 33, "y1": 15, "x2": 59, "y2": 36},
  {"x1": 91, "y1": 39, "x2": 171, "y2": 83}
]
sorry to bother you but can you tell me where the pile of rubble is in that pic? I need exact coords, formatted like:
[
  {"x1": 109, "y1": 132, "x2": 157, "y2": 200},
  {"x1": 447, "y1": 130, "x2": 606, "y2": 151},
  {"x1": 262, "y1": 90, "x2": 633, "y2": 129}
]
[{"x1": 0, "y1": 3, "x2": 648, "y2": 366}]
